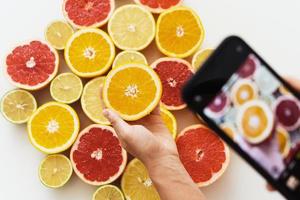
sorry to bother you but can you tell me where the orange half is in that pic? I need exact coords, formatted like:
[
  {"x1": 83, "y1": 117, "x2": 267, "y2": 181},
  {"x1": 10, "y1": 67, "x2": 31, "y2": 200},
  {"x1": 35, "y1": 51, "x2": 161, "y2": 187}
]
[{"x1": 231, "y1": 79, "x2": 258, "y2": 106}]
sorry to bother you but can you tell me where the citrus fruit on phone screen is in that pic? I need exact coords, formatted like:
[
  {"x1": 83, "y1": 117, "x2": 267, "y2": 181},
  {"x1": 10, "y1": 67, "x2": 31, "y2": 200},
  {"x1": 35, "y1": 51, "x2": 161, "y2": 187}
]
[
  {"x1": 121, "y1": 159, "x2": 160, "y2": 200},
  {"x1": 161, "y1": 107, "x2": 177, "y2": 138},
  {"x1": 237, "y1": 54, "x2": 257, "y2": 78},
  {"x1": 231, "y1": 79, "x2": 258, "y2": 106},
  {"x1": 1, "y1": 90, "x2": 37, "y2": 124},
  {"x1": 113, "y1": 50, "x2": 148, "y2": 69},
  {"x1": 93, "y1": 185, "x2": 124, "y2": 200},
  {"x1": 176, "y1": 124, "x2": 230, "y2": 187},
  {"x1": 50, "y1": 73, "x2": 83, "y2": 104},
  {"x1": 134, "y1": 0, "x2": 182, "y2": 13},
  {"x1": 276, "y1": 126, "x2": 291, "y2": 157},
  {"x1": 103, "y1": 64, "x2": 162, "y2": 121},
  {"x1": 108, "y1": 5, "x2": 155, "y2": 51},
  {"x1": 254, "y1": 66, "x2": 280, "y2": 95},
  {"x1": 152, "y1": 57, "x2": 193, "y2": 110},
  {"x1": 65, "y1": 28, "x2": 115, "y2": 78},
  {"x1": 39, "y1": 154, "x2": 72, "y2": 188},
  {"x1": 221, "y1": 123, "x2": 236, "y2": 140},
  {"x1": 273, "y1": 96, "x2": 300, "y2": 131},
  {"x1": 70, "y1": 124, "x2": 127, "y2": 185},
  {"x1": 81, "y1": 77, "x2": 110, "y2": 125},
  {"x1": 5, "y1": 41, "x2": 59, "y2": 90},
  {"x1": 27, "y1": 102, "x2": 79, "y2": 154},
  {"x1": 45, "y1": 20, "x2": 74, "y2": 50},
  {"x1": 237, "y1": 100, "x2": 274, "y2": 144},
  {"x1": 192, "y1": 48, "x2": 213, "y2": 70},
  {"x1": 63, "y1": 0, "x2": 114, "y2": 29},
  {"x1": 205, "y1": 91, "x2": 230, "y2": 118},
  {"x1": 156, "y1": 7, "x2": 204, "y2": 58}
]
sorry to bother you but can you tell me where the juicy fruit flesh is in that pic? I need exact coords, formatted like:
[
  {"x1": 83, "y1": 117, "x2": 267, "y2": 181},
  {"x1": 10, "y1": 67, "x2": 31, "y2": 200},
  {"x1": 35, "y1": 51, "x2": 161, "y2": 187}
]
[
  {"x1": 277, "y1": 128, "x2": 290, "y2": 156},
  {"x1": 113, "y1": 51, "x2": 147, "y2": 68},
  {"x1": 154, "y1": 60, "x2": 193, "y2": 108},
  {"x1": 275, "y1": 98, "x2": 300, "y2": 129},
  {"x1": 208, "y1": 92, "x2": 228, "y2": 113},
  {"x1": 45, "y1": 21, "x2": 74, "y2": 49},
  {"x1": 237, "y1": 56, "x2": 256, "y2": 78},
  {"x1": 122, "y1": 159, "x2": 160, "y2": 200},
  {"x1": 176, "y1": 126, "x2": 227, "y2": 184},
  {"x1": 6, "y1": 41, "x2": 56, "y2": 87},
  {"x1": 64, "y1": 0, "x2": 112, "y2": 27},
  {"x1": 93, "y1": 185, "x2": 124, "y2": 200},
  {"x1": 72, "y1": 127, "x2": 124, "y2": 182},
  {"x1": 139, "y1": 0, "x2": 181, "y2": 10},
  {"x1": 233, "y1": 81, "x2": 257, "y2": 106},
  {"x1": 161, "y1": 108, "x2": 177, "y2": 138}
]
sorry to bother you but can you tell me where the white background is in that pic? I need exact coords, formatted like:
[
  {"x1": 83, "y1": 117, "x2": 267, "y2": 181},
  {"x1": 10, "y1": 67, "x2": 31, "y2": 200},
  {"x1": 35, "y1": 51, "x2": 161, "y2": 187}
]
[{"x1": 1, "y1": 0, "x2": 300, "y2": 199}]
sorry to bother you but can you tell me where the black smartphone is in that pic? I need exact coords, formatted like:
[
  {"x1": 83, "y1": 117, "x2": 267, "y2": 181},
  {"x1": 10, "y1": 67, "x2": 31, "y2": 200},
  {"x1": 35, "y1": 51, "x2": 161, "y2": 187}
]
[{"x1": 183, "y1": 36, "x2": 300, "y2": 200}]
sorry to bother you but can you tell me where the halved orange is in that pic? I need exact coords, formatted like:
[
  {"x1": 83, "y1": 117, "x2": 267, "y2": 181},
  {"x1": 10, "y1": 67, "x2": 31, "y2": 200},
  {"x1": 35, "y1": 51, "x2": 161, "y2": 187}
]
[
  {"x1": 231, "y1": 79, "x2": 258, "y2": 106},
  {"x1": 103, "y1": 64, "x2": 162, "y2": 121},
  {"x1": 156, "y1": 7, "x2": 205, "y2": 58}
]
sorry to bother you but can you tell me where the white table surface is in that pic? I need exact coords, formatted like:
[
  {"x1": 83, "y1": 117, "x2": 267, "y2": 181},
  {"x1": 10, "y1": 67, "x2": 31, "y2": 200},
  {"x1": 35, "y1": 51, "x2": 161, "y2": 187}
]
[{"x1": 1, "y1": 0, "x2": 300, "y2": 199}]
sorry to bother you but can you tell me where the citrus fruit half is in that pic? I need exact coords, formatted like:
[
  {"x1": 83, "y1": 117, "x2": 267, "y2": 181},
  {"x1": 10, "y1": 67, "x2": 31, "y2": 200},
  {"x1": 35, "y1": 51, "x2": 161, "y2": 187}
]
[
  {"x1": 103, "y1": 64, "x2": 162, "y2": 121},
  {"x1": 176, "y1": 124, "x2": 230, "y2": 187},
  {"x1": 93, "y1": 185, "x2": 124, "y2": 200},
  {"x1": 221, "y1": 123, "x2": 236, "y2": 140},
  {"x1": 152, "y1": 57, "x2": 194, "y2": 110},
  {"x1": 205, "y1": 91, "x2": 230, "y2": 118},
  {"x1": 134, "y1": 0, "x2": 182, "y2": 13},
  {"x1": 27, "y1": 102, "x2": 80, "y2": 154},
  {"x1": 237, "y1": 100, "x2": 274, "y2": 144},
  {"x1": 38, "y1": 154, "x2": 72, "y2": 188},
  {"x1": 237, "y1": 54, "x2": 257, "y2": 78},
  {"x1": 231, "y1": 79, "x2": 258, "y2": 106},
  {"x1": 81, "y1": 76, "x2": 110, "y2": 125},
  {"x1": 50, "y1": 72, "x2": 83, "y2": 104},
  {"x1": 273, "y1": 96, "x2": 300, "y2": 131},
  {"x1": 65, "y1": 28, "x2": 115, "y2": 78},
  {"x1": 1, "y1": 89, "x2": 37, "y2": 124},
  {"x1": 5, "y1": 41, "x2": 59, "y2": 90},
  {"x1": 121, "y1": 158, "x2": 160, "y2": 200},
  {"x1": 63, "y1": 0, "x2": 115, "y2": 29},
  {"x1": 113, "y1": 50, "x2": 148, "y2": 69},
  {"x1": 70, "y1": 124, "x2": 127, "y2": 186},
  {"x1": 192, "y1": 48, "x2": 213, "y2": 70},
  {"x1": 108, "y1": 5, "x2": 155, "y2": 51},
  {"x1": 156, "y1": 6, "x2": 205, "y2": 58},
  {"x1": 276, "y1": 126, "x2": 291, "y2": 157},
  {"x1": 45, "y1": 20, "x2": 74, "y2": 50},
  {"x1": 160, "y1": 107, "x2": 177, "y2": 138}
]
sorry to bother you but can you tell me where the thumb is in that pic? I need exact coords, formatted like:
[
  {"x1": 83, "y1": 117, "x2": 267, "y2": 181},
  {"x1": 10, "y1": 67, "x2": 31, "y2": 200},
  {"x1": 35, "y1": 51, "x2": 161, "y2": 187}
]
[{"x1": 103, "y1": 109, "x2": 131, "y2": 137}]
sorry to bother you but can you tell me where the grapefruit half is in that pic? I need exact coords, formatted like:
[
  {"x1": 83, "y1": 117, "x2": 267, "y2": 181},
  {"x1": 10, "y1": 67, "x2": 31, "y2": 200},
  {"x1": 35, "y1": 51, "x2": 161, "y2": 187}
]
[
  {"x1": 62, "y1": 0, "x2": 115, "y2": 29},
  {"x1": 151, "y1": 57, "x2": 194, "y2": 110},
  {"x1": 5, "y1": 41, "x2": 59, "y2": 90},
  {"x1": 70, "y1": 124, "x2": 127, "y2": 186},
  {"x1": 134, "y1": 0, "x2": 182, "y2": 13},
  {"x1": 176, "y1": 124, "x2": 230, "y2": 187}
]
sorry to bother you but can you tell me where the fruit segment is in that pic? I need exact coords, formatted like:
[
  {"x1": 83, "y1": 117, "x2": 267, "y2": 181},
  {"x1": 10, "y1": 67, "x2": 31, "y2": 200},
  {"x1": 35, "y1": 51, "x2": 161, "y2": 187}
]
[
  {"x1": 93, "y1": 185, "x2": 124, "y2": 200},
  {"x1": 161, "y1": 107, "x2": 177, "y2": 138},
  {"x1": 134, "y1": 0, "x2": 182, "y2": 13}
]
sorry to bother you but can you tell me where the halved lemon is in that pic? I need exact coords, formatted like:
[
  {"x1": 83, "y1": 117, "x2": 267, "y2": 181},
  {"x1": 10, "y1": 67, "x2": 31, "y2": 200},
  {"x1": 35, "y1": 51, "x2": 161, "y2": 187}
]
[
  {"x1": 160, "y1": 107, "x2": 177, "y2": 138},
  {"x1": 1, "y1": 89, "x2": 37, "y2": 124},
  {"x1": 50, "y1": 72, "x2": 83, "y2": 104},
  {"x1": 45, "y1": 20, "x2": 74, "y2": 50},
  {"x1": 121, "y1": 159, "x2": 160, "y2": 200},
  {"x1": 27, "y1": 102, "x2": 80, "y2": 154},
  {"x1": 156, "y1": 6, "x2": 205, "y2": 58},
  {"x1": 113, "y1": 50, "x2": 148, "y2": 68},
  {"x1": 237, "y1": 100, "x2": 274, "y2": 144},
  {"x1": 192, "y1": 48, "x2": 213, "y2": 70},
  {"x1": 93, "y1": 185, "x2": 124, "y2": 200},
  {"x1": 39, "y1": 154, "x2": 72, "y2": 188},
  {"x1": 231, "y1": 79, "x2": 258, "y2": 106},
  {"x1": 65, "y1": 28, "x2": 115, "y2": 77},
  {"x1": 103, "y1": 64, "x2": 162, "y2": 121},
  {"x1": 276, "y1": 126, "x2": 291, "y2": 157},
  {"x1": 81, "y1": 77, "x2": 110, "y2": 125},
  {"x1": 108, "y1": 5, "x2": 155, "y2": 51}
]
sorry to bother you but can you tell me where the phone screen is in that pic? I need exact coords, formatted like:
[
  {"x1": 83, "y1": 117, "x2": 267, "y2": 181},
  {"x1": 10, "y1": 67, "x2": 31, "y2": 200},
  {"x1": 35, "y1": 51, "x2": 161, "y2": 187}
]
[{"x1": 203, "y1": 53, "x2": 300, "y2": 185}]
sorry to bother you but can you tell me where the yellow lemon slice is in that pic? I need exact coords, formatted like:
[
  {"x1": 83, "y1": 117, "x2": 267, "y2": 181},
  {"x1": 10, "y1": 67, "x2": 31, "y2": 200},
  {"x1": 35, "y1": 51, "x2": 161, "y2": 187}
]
[
  {"x1": 276, "y1": 126, "x2": 291, "y2": 157},
  {"x1": 39, "y1": 154, "x2": 72, "y2": 188},
  {"x1": 81, "y1": 77, "x2": 110, "y2": 125},
  {"x1": 108, "y1": 5, "x2": 155, "y2": 51},
  {"x1": 161, "y1": 107, "x2": 177, "y2": 138},
  {"x1": 1, "y1": 89, "x2": 37, "y2": 124},
  {"x1": 192, "y1": 48, "x2": 213, "y2": 70},
  {"x1": 121, "y1": 159, "x2": 160, "y2": 200},
  {"x1": 103, "y1": 64, "x2": 162, "y2": 121},
  {"x1": 45, "y1": 20, "x2": 74, "y2": 50},
  {"x1": 231, "y1": 79, "x2": 258, "y2": 106},
  {"x1": 237, "y1": 100, "x2": 274, "y2": 144},
  {"x1": 27, "y1": 102, "x2": 80, "y2": 154},
  {"x1": 93, "y1": 185, "x2": 124, "y2": 200},
  {"x1": 156, "y1": 6, "x2": 205, "y2": 58},
  {"x1": 113, "y1": 50, "x2": 148, "y2": 68},
  {"x1": 65, "y1": 28, "x2": 115, "y2": 78},
  {"x1": 50, "y1": 72, "x2": 83, "y2": 104}
]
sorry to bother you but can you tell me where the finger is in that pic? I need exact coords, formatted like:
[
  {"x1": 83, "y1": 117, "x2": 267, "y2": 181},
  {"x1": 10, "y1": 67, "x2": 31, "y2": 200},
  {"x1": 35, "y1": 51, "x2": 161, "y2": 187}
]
[
  {"x1": 151, "y1": 105, "x2": 161, "y2": 116},
  {"x1": 103, "y1": 109, "x2": 131, "y2": 136},
  {"x1": 284, "y1": 76, "x2": 300, "y2": 91}
]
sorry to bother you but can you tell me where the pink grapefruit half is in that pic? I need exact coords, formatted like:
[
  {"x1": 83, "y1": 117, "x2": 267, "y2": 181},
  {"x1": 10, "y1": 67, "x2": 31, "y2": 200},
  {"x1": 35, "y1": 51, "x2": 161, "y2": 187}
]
[
  {"x1": 176, "y1": 124, "x2": 230, "y2": 187},
  {"x1": 70, "y1": 124, "x2": 127, "y2": 186},
  {"x1": 5, "y1": 40, "x2": 59, "y2": 90},
  {"x1": 134, "y1": 0, "x2": 182, "y2": 13}
]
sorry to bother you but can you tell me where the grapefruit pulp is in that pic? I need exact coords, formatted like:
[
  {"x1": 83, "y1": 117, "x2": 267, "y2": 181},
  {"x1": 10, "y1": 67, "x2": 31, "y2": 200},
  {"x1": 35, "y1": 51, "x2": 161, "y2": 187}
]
[{"x1": 134, "y1": 0, "x2": 182, "y2": 13}]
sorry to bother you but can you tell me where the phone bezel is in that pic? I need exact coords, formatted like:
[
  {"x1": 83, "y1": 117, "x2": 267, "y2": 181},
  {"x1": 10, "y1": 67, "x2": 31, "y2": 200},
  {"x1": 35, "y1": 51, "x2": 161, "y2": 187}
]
[{"x1": 183, "y1": 36, "x2": 300, "y2": 200}]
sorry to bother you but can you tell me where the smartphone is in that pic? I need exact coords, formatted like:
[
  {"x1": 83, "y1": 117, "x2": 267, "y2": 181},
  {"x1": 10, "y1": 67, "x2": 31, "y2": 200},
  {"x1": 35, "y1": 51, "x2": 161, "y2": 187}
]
[{"x1": 183, "y1": 36, "x2": 300, "y2": 200}]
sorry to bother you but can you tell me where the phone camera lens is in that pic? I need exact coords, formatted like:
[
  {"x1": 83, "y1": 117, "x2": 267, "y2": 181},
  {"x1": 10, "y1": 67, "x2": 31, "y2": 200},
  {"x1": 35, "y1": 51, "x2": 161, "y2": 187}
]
[
  {"x1": 194, "y1": 95, "x2": 202, "y2": 103},
  {"x1": 236, "y1": 45, "x2": 243, "y2": 53}
]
